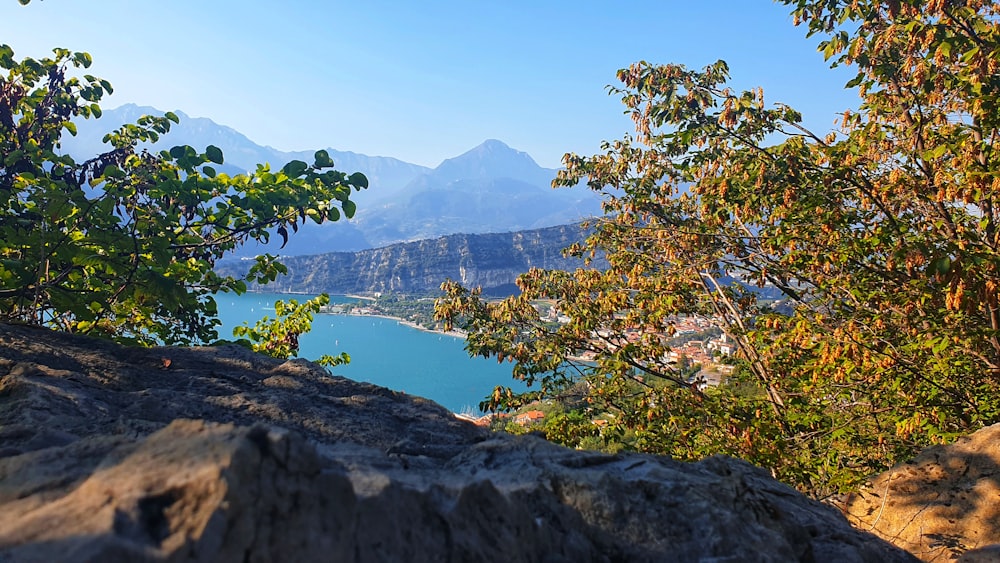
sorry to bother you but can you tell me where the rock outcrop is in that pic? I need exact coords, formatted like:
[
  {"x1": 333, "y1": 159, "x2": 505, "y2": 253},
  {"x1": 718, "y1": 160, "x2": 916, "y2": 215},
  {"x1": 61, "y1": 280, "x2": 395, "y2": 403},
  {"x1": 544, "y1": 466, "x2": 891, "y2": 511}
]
[
  {"x1": 217, "y1": 223, "x2": 603, "y2": 296},
  {"x1": 0, "y1": 323, "x2": 915, "y2": 562},
  {"x1": 844, "y1": 424, "x2": 1000, "y2": 562}
]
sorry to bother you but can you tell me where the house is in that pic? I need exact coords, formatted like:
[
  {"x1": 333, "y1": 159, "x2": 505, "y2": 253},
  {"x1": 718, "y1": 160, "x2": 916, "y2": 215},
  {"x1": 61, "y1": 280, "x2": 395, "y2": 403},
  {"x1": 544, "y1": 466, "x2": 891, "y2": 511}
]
[{"x1": 514, "y1": 410, "x2": 545, "y2": 426}]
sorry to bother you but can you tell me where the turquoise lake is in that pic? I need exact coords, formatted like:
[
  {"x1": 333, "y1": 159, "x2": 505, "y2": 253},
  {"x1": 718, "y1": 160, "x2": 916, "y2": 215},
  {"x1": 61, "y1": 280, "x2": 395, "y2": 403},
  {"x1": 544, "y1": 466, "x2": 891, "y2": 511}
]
[{"x1": 214, "y1": 292, "x2": 524, "y2": 414}]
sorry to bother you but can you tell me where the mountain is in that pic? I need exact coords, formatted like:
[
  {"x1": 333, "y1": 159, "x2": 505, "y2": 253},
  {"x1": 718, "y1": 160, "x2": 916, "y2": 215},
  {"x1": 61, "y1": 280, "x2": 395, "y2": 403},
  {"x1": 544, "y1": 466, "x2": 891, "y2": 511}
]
[
  {"x1": 414, "y1": 138, "x2": 557, "y2": 187},
  {"x1": 59, "y1": 104, "x2": 433, "y2": 252},
  {"x1": 59, "y1": 104, "x2": 431, "y2": 201},
  {"x1": 236, "y1": 139, "x2": 604, "y2": 255},
  {"x1": 348, "y1": 140, "x2": 603, "y2": 248},
  {"x1": 216, "y1": 223, "x2": 601, "y2": 296},
  {"x1": 60, "y1": 105, "x2": 604, "y2": 254}
]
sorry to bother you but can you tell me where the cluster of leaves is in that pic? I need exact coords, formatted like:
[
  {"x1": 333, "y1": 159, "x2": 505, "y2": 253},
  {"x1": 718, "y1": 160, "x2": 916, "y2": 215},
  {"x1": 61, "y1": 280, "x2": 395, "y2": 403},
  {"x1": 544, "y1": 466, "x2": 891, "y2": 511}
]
[
  {"x1": 0, "y1": 44, "x2": 367, "y2": 345},
  {"x1": 436, "y1": 0, "x2": 1000, "y2": 497},
  {"x1": 231, "y1": 293, "x2": 349, "y2": 367}
]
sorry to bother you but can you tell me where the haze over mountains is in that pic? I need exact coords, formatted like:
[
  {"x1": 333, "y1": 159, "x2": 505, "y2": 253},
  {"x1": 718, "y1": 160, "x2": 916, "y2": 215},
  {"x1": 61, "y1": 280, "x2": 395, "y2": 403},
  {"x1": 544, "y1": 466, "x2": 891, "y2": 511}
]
[
  {"x1": 61, "y1": 104, "x2": 604, "y2": 255},
  {"x1": 60, "y1": 104, "x2": 430, "y2": 195}
]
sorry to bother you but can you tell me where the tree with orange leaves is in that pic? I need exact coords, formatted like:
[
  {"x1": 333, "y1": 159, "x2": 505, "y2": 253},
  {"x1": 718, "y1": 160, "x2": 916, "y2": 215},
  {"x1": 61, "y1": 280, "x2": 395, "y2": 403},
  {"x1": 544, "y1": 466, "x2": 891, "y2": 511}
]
[{"x1": 437, "y1": 1, "x2": 1000, "y2": 497}]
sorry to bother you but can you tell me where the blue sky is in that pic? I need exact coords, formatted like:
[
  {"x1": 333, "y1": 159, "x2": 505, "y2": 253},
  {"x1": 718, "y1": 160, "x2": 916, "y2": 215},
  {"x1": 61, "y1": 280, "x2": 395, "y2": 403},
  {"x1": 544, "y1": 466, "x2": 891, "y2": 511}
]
[{"x1": 1, "y1": 1, "x2": 857, "y2": 168}]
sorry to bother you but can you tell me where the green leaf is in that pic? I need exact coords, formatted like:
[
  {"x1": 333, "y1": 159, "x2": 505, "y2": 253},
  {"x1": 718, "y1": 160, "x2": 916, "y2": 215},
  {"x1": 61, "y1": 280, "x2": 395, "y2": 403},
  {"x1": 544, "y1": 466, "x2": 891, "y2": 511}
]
[
  {"x1": 206, "y1": 145, "x2": 224, "y2": 165},
  {"x1": 0, "y1": 45, "x2": 14, "y2": 69},
  {"x1": 925, "y1": 144, "x2": 948, "y2": 160},
  {"x1": 844, "y1": 73, "x2": 865, "y2": 89},
  {"x1": 926, "y1": 256, "x2": 952, "y2": 276},
  {"x1": 349, "y1": 171, "x2": 369, "y2": 189},
  {"x1": 342, "y1": 199, "x2": 357, "y2": 219},
  {"x1": 282, "y1": 160, "x2": 308, "y2": 178},
  {"x1": 962, "y1": 46, "x2": 981, "y2": 63},
  {"x1": 72, "y1": 52, "x2": 93, "y2": 68},
  {"x1": 277, "y1": 225, "x2": 289, "y2": 248},
  {"x1": 314, "y1": 149, "x2": 335, "y2": 168},
  {"x1": 0, "y1": 39, "x2": 367, "y2": 350}
]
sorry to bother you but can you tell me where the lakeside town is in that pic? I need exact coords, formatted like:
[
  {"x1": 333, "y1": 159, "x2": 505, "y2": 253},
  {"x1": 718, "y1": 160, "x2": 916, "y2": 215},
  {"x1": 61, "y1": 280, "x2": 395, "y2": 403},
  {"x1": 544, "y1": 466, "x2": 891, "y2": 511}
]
[{"x1": 325, "y1": 293, "x2": 738, "y2": 429}]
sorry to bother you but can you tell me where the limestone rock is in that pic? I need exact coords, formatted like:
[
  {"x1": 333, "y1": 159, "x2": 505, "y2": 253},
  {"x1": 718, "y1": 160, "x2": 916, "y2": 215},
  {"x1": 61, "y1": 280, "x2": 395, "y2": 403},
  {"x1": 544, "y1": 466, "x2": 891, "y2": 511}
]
[
  {"x1": 215, "y1": 223, "x2": 605, "y2": 296},
  {"x1": 0, "y1": 323, "x2": 916, "y2": 562},
  {"x1": 844, "y1": 424, "x2": 1000, "y2": 561}
]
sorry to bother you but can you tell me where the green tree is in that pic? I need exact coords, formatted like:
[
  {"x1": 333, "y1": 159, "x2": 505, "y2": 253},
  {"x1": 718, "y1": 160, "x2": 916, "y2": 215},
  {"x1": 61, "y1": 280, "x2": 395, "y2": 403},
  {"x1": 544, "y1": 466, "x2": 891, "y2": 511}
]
[
  {"x1": 0, "y1": 44, "x2": 366, "y2": 345},
  {"x1": 437, "y1": 0, "x2": 1000, "y2": 496},
  {"x1": 232, "y1": 294, "x2": 349, "y2": 367}
]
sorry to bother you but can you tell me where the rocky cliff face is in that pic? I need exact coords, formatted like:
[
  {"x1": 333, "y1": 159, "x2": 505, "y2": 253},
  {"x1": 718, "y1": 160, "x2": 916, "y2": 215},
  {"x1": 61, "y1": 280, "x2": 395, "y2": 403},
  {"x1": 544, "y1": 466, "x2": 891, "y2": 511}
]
[
  {"x1": 218, "y1": 223, "x2": 601, "y2": 296},
  {"x1": 0, "y1": 323, "x2": 916, "y2": 562}
]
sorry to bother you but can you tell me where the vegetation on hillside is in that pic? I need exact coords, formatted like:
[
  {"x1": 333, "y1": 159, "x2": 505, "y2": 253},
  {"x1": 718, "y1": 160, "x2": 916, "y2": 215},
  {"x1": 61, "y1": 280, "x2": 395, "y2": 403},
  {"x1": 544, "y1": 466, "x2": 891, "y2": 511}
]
[{"x1": 437, "y1": 0, "x2": 1000, "y2": 497}]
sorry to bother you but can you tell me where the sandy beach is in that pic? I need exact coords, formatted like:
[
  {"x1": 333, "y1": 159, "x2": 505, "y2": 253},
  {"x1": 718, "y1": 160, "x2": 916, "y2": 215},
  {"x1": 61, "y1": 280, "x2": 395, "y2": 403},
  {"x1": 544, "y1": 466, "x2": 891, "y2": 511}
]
[{"x1": 330, "y1": 310, "x2": 467, "y2": 339}]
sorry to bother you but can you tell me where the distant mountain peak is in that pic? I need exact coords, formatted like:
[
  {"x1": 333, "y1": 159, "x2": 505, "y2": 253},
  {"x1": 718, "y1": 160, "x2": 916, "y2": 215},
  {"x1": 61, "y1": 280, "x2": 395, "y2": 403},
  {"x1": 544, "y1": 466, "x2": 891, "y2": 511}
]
[
  {"x1": 462, "y1": 138, "x2": 535, "y2": 160},
  {"x1": 474, "y1": 138, "x2": 515, "y2": 151},
  {"x1": 425, "y1": 139, "x2": 551, "y2": 187}
]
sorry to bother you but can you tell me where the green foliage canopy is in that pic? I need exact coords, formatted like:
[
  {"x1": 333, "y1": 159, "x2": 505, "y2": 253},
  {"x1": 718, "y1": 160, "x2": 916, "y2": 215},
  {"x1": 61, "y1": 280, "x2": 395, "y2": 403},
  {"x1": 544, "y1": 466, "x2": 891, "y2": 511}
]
[
  {"x1": 232, "y1": 293, "x2": 350, "y2": 367},
  {"x1": 0, "y1": 44, "x2": 367, "y2": 344},
  {"x1": 436, "y1": 0, "x2": 1000, "y2": 496}
]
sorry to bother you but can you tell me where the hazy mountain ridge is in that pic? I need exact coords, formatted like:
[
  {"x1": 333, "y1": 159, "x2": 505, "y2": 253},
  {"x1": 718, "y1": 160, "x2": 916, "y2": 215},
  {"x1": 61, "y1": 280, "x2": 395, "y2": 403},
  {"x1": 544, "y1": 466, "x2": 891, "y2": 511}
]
[
  {"x1": 216, "y1": 223, "x2": 602, "y2": 296},
  {"x1": 414, "y1": 138, "x2": 557, "y2": 187},
  {"x1": 348, "y1": 139, "x2": 603, "y2": 248},
  {"x1": 355, "y1": 175, "x2": 600, "y2": 246},
  {"x1": 61, "y1": 104, "x2": 604, "y2": 255},
  {"x1": 60, "y1": 104, "x2": 431, "y2": 197}
]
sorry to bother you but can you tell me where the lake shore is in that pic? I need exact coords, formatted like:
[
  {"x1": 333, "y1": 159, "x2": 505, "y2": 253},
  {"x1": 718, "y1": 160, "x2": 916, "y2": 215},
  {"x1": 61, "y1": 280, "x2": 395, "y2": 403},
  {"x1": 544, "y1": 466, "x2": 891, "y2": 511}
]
[
  {"x1": 328, "y1": 310, "x2": 467, "y2": 340},
  {"x1": 397, "y1": 318, "x2": 468, "y2": 340}
]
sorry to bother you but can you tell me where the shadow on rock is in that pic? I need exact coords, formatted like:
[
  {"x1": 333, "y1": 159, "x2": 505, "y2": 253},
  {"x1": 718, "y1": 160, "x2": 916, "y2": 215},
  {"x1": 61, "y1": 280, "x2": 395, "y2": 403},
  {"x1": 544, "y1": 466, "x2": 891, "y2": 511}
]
[{"x1": 844, "y1": 425, "x2": 1000, "y2": 561}]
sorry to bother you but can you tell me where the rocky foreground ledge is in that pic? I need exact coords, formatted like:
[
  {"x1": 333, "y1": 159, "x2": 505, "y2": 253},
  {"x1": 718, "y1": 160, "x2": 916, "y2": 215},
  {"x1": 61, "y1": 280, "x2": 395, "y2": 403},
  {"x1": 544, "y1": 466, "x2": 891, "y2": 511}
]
[{"x1": 0, "y1": 323, "x2": 915, "y2": 562}]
